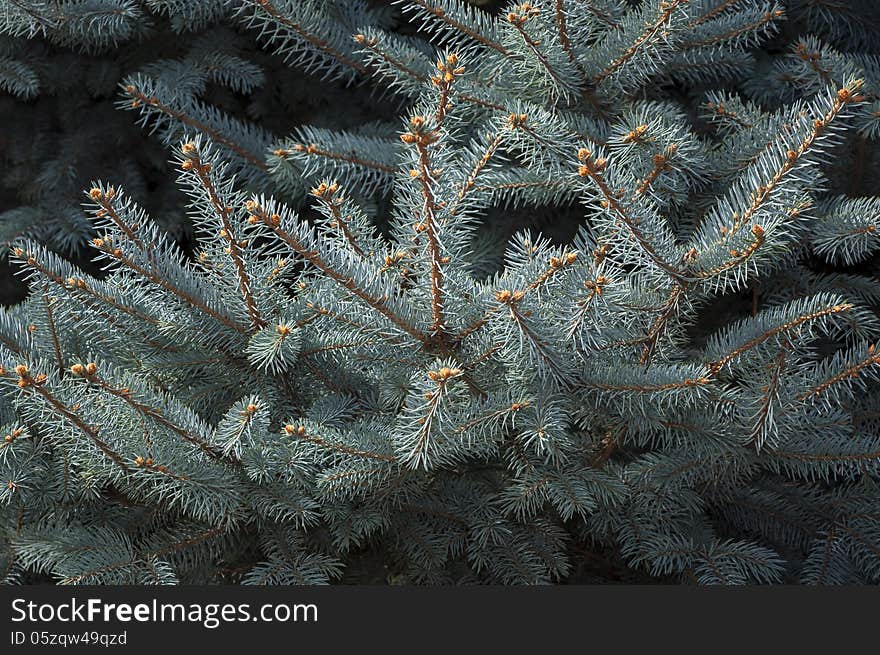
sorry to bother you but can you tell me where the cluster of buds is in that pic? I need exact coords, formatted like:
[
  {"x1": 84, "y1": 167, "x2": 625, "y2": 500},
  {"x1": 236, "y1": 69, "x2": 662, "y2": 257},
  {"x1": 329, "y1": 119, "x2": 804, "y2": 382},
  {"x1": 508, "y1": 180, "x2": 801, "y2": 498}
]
[
  {"x1": 64, "y1": 277, "x2": 86, "y2": 289},
  {"x1": 9, "y1": 248, "x2": 37, "y2": 269},
  {"x1": 584, "y1": 276, "x2": 610, "y2": 296},
  {"x1": 836, "y1": 83, "x2": 865, "y2": 105},
  {"x1": 353, "y1": 33, "x2": 378, "y2": 47},
  {"x1": 179, "y1": 143, "x2": 210, "y2": 172},
  {"x1": 400, "y1": 116, "x2": 438, "y2": 147},
  {"x1": 653, "y1": 144, "x2": 677, "y2": 167},
  {"x1": 507, "y1": 113, "x2": 528, "y2": 129},
  {"x1": 521, "y1": 238, "x2": 539, "y2": 255},
  {"x1": 311, "y1": 181, "x2": 341, "y2": 201},
  {"x1": 14, "y1": 364, "x2": 47, "y2": 389},
  {"x1": 382, "y1": 251, "x2": 407, "y2": 272},
  {"x1": 181, "y1": 158, "x2": 209, "y2": 172},
  {"x1": 88, "y1": 186, "x2": 115, "y2": 202},
  {"x1": 427, "y1": 367, "x2": 461, "y2": 382},
  {"x1": 507, "y1": 2, "x2": 540, "y2": 27},
  {"x1": 284, "y1": 424, "x2": 307, "y2": 436},
  {"x1": 134, "y1": 456, "x2": 169, "y2": 473},
  {"x1": 305, "y1": 302, "x2": 331, "y2": 316},
  {"x1": 267, "y1": 258, "x2": 288, "y2": 281},
  {"x1": 623, "y1": 124, "x2": 649, "y2": 144},
  {"x1": 92, "y1": 237, "x2": 123, "y2": 258},
  {"x1": 123, "y1": 84, "x2": 146, "y2": 108},
  {"x1": 275, "y1": 324, "x2": 293, "y2": 337},
  {"x1": 795, "y1": 42, "x2": 821, "y2": 63},
  {"x1": 576, "y1": 148, "x2": 607, "y2": 177},
  {"x1": 431, "y1": 53, "x2": 464, "y2": 87},
  {"x1": 248, "y1": 208, "x2": 280, "y2": 227},
  {"x1": 409, "y1": 165, "x2": 444, "y2": 180},
  {"x1": 495, "y1": 289, "x2": 526, "y2": 304},
  {"x1": 549, "y1": 251, "x2": 578, "y2": 269},
  {"x1": 3, "y1": 428, "x2": 23, "y2": 444},
  {"x1": 292, "y1": 143, "x2": 319, "y2": 155},
  {"x1": 70, "y1": 362, "x2": 98, "y2": 378}
]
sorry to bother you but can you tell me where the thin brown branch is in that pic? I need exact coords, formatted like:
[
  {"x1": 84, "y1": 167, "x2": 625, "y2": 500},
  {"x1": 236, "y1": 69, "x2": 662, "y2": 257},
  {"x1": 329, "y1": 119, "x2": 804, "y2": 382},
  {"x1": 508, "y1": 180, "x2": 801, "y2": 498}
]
[
  {"x1": 410, "y1": 125, "x2": 447, "y2": 336},
  {"x1": 749, "y1": 347, "x2": 787, "y2": 449},
  {"x1": 42, "y1": 284, "x2": 64, "y2": 372},
  {"x1": 639, "y1": 283, "x2": 686, "y2": 366},
  {"x1": 284, "y1": 424, "x2": 394, "y2": 462},
  {"x1": 10, "y1": 371, "x2": 131, "y2": 472},
  {"x1": 592, "y1": 0, "x2": 687, "y2": 85},
  {"x1": 283, "y1": 142, "x2": 395, "y2": 174},
  {"x1": 554, "y1": 0, "x2": 587, "y2": 76},
  {"x1": 581, "y1": 376, "x2": 711, "y2": 393},
  {"x1": 797, "y1": 346, "x2": 880, "y2": 401},
  {"x1": 254, "y1": 209, "x2": 429, "y2": 344},
  {"x1": 732, "y1": 81, "x2": 864, "y2": 236},
  {"x1": 124, "y1": 86, "x2": 267, "y2": 171},
  {"x1": 689, "y1": 0, "x2": 745, "y2": 26},
  {"x1": 683, "y1": 8, "x2": 781, "y2": 49},
  {"x1": 707, "y1": 303, "x2": 853, "y2": 374},
  {"x1": 254, "y1": 0, "x2": 370, "y2": 75},
  {"x1": 186, "y1": 150, "x2": 265, "y2": 331},
  {"x1": 95, "y1": 243, "x2": 250, "y2": 335},
  {"x1": 406, "y1": 0, "x2": 512, "y2": 57},
  {"x1": 88, "y1": 372, "x2": 228, "y2": 462},
  {"x1": 508, "y1": 5, "x2": 576, "y2": 94},
  {"x1": 60, "y1": 526, "x2": 225, "y2": 584},
  {"x1": 577, "y1": 149, "x2": 690, "y2": 282}
]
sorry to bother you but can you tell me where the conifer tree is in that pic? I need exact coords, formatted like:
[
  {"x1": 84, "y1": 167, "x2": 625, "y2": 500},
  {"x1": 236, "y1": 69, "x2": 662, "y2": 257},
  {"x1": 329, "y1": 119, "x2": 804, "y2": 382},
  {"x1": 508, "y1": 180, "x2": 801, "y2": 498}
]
[{"x1": 0, "y1": 1, "x2": 878, "y2": 584}]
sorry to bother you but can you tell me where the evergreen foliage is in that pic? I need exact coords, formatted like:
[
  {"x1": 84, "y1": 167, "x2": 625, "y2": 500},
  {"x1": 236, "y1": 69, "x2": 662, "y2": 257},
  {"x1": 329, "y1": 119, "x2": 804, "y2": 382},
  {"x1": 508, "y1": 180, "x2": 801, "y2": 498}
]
[{"x1": 0, "y1": 0, "x2": 879, "y2": 585}]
